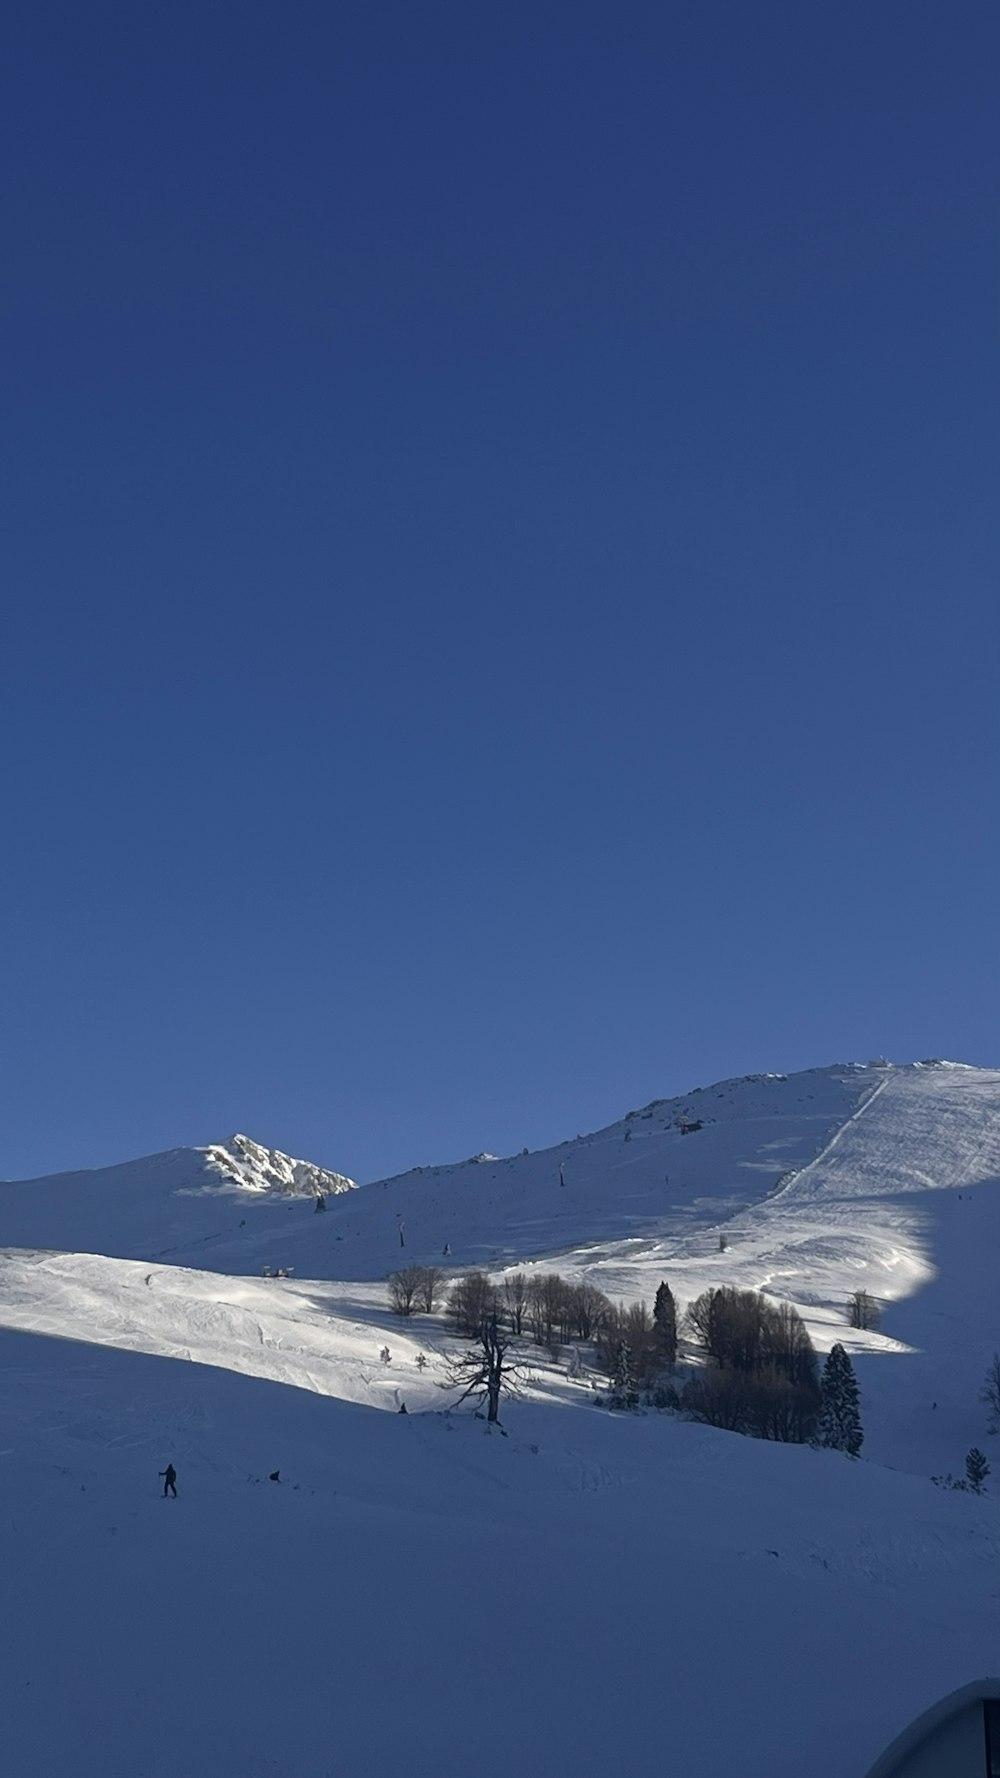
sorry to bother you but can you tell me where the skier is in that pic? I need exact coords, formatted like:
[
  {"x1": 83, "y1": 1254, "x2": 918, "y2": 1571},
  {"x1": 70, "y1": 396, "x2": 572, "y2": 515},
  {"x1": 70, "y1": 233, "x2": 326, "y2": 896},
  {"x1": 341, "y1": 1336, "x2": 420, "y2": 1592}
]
[
  {"x1": 159, "y1": 1463, "x2": 177, "y2": 1498},
  {"x1": 314, "y1": 1194, "x2": 326, "y2": 1213},
  {"x1": 398, "y1": 1402, "x2": 408, "y2": 1414},
  {"x1": 268, "y1": 1470, "x2": 281, "y2": 1482},
  {"x1": 559, "y1": 1162, "x2": 566, "y2": 1188},
  {"x1": 443, "y1": 1242, "x2": 451, "y2": 1258}
]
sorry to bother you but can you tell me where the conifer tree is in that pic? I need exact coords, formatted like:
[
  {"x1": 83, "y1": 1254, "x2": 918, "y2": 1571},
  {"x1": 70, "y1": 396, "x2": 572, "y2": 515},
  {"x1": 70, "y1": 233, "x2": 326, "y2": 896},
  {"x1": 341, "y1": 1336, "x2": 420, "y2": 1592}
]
[
  {"x1": 818, "y1": 1343, "x2": 863, "y2": 1457},
  {"x1": 653, "y1": 1280, "x2": 678, "y2": 1370},
  {"x1": 966, "y1": 1447, "x2": 990, "y2": 1494},
  {"x1": 611, "y1": 1339, "x2": 638, "y2": 1410}
]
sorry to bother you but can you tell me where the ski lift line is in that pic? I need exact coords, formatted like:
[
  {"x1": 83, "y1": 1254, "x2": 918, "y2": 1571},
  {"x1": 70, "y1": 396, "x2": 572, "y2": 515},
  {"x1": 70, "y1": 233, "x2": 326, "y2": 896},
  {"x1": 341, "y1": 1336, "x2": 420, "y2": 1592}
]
[{"x1": 767, "y1": 1075, "x2": 890, "y2": 1206}]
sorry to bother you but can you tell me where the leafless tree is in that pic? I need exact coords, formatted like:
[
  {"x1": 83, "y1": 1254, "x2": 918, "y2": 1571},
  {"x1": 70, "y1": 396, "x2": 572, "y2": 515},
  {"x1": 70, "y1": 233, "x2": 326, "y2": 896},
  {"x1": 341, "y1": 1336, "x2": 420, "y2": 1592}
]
[
  {"x1": 848, "y1": 1289, "x2": 881, "y2": 1331},
  {"x1": 503, "y1": 1272, "x2": 530, "y2": 1336},
  {"x1": 568, "y1": 1282, "x2": 613, "y2": 1341},
  {"x1": 685, "y1": 1287, "x2": 819, "y2": 1417},
  {"x1": 981, "y1": 1353, "x2": 1000, "y2": 1432},
  {"x1": 417, "y1": 1266, "x2": 445, "y2": 1314},
  {"x1": 681, "y1": 1367, "x2": 748, "y2": 1432},
  {"x1": 388, "y1": 1264, "x2": 425, "y2": 1317},
  {"x1": 526, "y1": 1273, "x2": 572, "y2": 1346},
  {"x1": 623, "y1": 1302, "x2": 658, "y2": 1382},
  {"x1": 443, "y1": 1314, "x2": 529, "y2": 1424},
  {"x1": 449, "y1": 1270, "x2": 498, "y2": 1336},
  {"x1": 741, "y1": 1366, "x2": 819, "y2": 1443},
  {"x1": 686, "y1": 1287, "x2": 767, "y2": 1371},
  {"x1": 761, "y1": 1299, "x2": 820, "y2": 1392}
]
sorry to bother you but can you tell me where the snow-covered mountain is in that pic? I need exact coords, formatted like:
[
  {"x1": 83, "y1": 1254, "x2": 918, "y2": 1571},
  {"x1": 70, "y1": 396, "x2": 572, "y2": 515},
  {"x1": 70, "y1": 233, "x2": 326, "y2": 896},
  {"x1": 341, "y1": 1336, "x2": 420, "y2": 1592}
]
[
  {"x1": 5, "y1": 1060, "x2": 999, "y2": 1474},
  {"x1": 0, "y1": 1131, "x2": 355, "y2": 1261},
  {"x1": 1, "y1": 1059, "x2": 998, "y2": 1778}
]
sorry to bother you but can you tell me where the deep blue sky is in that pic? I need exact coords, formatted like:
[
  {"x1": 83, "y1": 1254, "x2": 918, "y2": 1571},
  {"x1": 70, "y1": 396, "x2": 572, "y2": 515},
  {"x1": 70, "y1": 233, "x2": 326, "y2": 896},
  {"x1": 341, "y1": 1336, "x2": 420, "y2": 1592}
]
[{"x1": 2, "y1": 2, "x2": 997, "y2": 1183}]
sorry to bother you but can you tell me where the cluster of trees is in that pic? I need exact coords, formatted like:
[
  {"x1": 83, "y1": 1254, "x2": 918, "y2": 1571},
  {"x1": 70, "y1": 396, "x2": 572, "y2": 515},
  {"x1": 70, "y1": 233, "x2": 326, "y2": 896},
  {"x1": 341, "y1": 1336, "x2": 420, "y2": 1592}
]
[
  {"x1": 679, "y1": 1288, "x2": 863, "y2": 1451},
  {"x1": 444, "y1": 1269, "x2": 679, "y2": 1378},
  {"x1": 447, "y1": 1268, "x2": 611, "y2": 1347},
  {"x1": 387, "y1": 1264, "x2": 446, "y2": 1316},
  {"x1": 685, "y1": 1286, "x2": 817, "y2": 1383},
  {"x1": 394, "y1": 1263, "x2": 874, "y2": 1458},
  {"x1": 435, "y1": 1273, "x2": 679, "y2": 1424},
  {"x1": 598, "y1": 1284, "x2": 678, "y2": 1407}
]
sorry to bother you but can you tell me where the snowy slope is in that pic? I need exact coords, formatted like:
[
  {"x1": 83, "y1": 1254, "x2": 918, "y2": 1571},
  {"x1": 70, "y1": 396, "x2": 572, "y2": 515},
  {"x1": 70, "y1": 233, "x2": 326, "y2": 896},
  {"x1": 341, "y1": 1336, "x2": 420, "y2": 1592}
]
[
  {"x1": 144, "y1": 1063, "x2": 889, "y2": 1279},
  {"x1": 0, "y1": 1323, "x2": 995, "y2": 1778},
  {"x1": 0, "y1": 1132, "x2": 355, "y2": 1262},
  {"x1": 2, "y1": 1063, "x2": 999, "y2": 1478},
  {"x1": 2, "y1": 1060, "x2": 999, "y2": 1777}
]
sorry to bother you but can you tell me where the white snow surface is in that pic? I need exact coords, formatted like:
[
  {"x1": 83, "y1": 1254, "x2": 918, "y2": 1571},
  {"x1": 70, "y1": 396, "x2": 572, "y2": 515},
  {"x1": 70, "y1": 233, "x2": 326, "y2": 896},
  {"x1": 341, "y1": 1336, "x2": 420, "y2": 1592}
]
[{"x1": 1, "y1": 1060, "x2": 999, "y2": 1777}]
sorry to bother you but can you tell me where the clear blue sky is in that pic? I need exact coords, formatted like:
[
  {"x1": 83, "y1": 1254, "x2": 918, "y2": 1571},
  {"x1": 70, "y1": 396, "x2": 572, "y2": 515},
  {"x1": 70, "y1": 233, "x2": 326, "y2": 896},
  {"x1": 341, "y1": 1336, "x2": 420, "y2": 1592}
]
[{"x1": 2, "y1": 2, "x2": 997, "y2": 1183}]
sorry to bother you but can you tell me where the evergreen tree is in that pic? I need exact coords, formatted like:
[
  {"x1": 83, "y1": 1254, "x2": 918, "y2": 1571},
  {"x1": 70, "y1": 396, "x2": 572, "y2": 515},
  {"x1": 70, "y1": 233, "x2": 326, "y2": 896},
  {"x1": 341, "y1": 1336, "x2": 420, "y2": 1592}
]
[
  {"x1": 653, "y1": 1281, "x2": 678, "y2": 1369},
  {"x1": 611, "y1": 1339, "x2": 638, "y2": 1410},
  {"x1": 818, "y1": 1343, "x2": 863, "y2": 1457},
  {"x1": 966, "y1": 1447, "x2": 990, "y2": 1494}
]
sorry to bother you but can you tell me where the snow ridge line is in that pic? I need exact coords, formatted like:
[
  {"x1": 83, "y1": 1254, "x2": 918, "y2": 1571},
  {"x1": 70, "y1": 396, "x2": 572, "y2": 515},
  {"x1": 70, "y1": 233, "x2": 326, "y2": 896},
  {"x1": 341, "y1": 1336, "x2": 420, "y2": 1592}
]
[{"x1": 765, "y1": 1075, "x2": 890, "y2": 1208}]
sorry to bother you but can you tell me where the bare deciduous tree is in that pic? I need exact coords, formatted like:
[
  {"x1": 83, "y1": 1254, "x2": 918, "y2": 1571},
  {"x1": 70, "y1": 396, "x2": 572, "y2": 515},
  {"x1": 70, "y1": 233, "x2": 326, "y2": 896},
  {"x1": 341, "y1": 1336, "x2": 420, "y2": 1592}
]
[
  {"x1": 848, "y1": 1289, "x2": 881, "y2": 1331},
  {"x1": 680, "y1": 1288, "x2": 820, "y2": 1443},
  {"x1": 741, "y1": 1366, "x2": 819, "y2": 1443},
  {"x1": 418, "y1": 1266, "x2": 445, "y2": 1314},
  {"x1": 686, "y1": 1287, "x2": 768, "y2": 1371},
  {"x1": 681, "y1": 1367, "x2": 748, "y2": 1432},
  {"x1": 686, "y1": 1287, "x2": 818, "y2": 1391},
  {"x1": 503, "y1": 1271, "x2": 530, "y2": 1336},
  {"x1": 388, "y1": 1264, "x2": 425, "y2": 1317},
  {"x1": 526, "y1": 1273, "x2": 573, "y2": 1346},
  {"x1": 443, "y1": 1313, "x2": 529, "y2": 1424},
  {"x1": 568, "y1": 1282, "x2": 613, "y2": 1342},
  {"x1": 762, "y1": 1299, "x2": 819, "y2": 1393},
  {"x1": 449, "y1": 1270, "x2": 498, "y2": 1336}
]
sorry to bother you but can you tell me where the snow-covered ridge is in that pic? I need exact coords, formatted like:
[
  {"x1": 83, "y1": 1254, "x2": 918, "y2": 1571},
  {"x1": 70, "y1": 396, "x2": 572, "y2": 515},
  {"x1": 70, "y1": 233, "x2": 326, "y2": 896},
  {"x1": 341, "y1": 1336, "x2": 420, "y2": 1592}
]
[{"x1": 197, "y1": 1133, "x2": 355, "y2": 1199}]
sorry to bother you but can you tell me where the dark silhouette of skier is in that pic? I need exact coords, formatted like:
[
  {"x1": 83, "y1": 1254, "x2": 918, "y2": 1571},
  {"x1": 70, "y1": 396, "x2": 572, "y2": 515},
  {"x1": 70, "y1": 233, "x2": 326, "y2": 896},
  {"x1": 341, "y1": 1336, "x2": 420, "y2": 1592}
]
[
  {"x1": 159, "y1": 1464, "x2": 177, "y2": 1498},
  {"x1": 268, "y1": 1470, "x2": 281, "y2": 1482}
]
